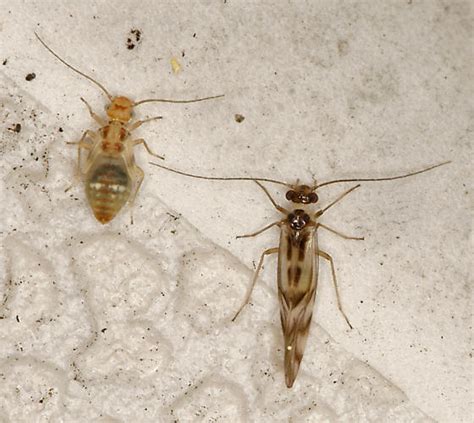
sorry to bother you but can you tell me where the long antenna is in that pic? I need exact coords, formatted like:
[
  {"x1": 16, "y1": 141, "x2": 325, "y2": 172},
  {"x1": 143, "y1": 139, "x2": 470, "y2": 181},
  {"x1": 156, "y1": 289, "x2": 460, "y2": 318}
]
[
  {"x1": 35, "y1": 32, "x2": 113, "y2": 101},
  {"x1": 134, "y1": 94, "x2": 224, "y2": 106},
  {"x1": 149, "y1": 161, "x2": 288, "y2": 186},
  {"x1": 149, "y1": 160, "x2": 450, "y2": 190},
  {"x1": 316, "y1": 161, "x2": 451, "y2": 189}
]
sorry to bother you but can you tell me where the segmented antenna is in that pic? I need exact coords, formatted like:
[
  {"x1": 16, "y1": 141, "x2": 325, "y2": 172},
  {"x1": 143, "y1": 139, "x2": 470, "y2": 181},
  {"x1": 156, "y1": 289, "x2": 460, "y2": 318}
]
[
  {"x1": 150, "y1": 161, "x2": 450, "y2": 189},
  {"x1": 134, "y1": 94, "x2": 225, "y2": 106},
  {"x1": 35, "y1": 32, "x2": 113, "y2": 102},
  {"x1": 149, "y1": 161, "x2": 289, "y2": 186},
  {"x1": 316, "y1": 161, "x2": 451, "y2": 189}
]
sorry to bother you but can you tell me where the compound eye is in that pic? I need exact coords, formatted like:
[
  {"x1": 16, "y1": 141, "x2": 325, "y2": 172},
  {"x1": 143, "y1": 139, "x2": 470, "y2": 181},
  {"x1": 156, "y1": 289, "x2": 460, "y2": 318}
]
[
  {"x1": 286, "y1": 190, "x2": 296, "y2": 201},
  {"x1": 309, "y1": 192, "x2": 318, "y2": 203}
]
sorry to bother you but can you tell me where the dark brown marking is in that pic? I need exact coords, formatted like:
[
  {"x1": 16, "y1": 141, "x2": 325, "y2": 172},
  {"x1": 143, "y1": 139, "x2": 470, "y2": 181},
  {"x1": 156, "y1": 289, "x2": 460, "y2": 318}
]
[
  {"x1": 294, "y1": 266, "x2": 302, "y2": 285},
  {"x1": 288, "y1": 210, "x2": 310, "y2": 231},
  {"x1": 297, "y1": 236, "x2": 307, "y2": 261},
  {"x1": 287, "y1": 242, "x2": 292, "y2": 261}
]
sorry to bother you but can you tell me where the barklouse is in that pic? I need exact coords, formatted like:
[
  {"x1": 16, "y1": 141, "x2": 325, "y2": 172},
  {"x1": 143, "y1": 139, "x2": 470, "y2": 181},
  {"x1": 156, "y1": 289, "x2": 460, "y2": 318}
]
[
  {"x1": 36, "y1": 32, "x2": 223, "y2": 223},
  {"x1": 149, "y1": 160, "x2": 449, "y2": 386}
]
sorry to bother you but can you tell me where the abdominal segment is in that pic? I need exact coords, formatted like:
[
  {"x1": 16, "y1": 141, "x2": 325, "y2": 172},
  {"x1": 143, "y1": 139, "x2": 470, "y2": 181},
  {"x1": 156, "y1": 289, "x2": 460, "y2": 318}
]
[{"x1": 85, "y1": 162, "x2": 131, "y2": 224}]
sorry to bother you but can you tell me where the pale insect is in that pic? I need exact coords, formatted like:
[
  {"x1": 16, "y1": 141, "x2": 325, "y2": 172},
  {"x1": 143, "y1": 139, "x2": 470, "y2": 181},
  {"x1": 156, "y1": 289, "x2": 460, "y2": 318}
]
[
  {"x1": 35, "y1": 32, "x2": 223, "y2": 224},
  {"x1": 149, "y1": 160, "x2": 449, "y2": 387}
]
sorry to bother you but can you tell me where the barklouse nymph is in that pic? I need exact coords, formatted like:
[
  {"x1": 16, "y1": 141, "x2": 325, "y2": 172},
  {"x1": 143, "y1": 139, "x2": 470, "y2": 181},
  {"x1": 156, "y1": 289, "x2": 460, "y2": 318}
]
[
  {"x1": 35, "y1": 32, "x2": 223, "y2": 224},
  {"x1": 149, "y1": 160, "x2": 450, "y2": 387}
]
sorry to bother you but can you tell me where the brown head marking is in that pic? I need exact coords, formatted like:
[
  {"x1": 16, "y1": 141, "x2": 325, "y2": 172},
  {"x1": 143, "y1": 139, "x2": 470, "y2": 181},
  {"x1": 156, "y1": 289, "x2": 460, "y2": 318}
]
[
  {"x1": 107, "y1": 96, "x2": 134, "y2": 122},
  {"x1": 286, "y1": 185, "x2": 318, "y2": 204}
]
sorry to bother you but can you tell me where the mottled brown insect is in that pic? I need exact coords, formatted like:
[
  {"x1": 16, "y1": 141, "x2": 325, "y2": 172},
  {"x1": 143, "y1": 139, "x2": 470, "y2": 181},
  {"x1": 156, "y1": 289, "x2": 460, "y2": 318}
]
[
  {"x1": 35, "y1": 32, "x2": 223, "y2": 224},
  {"x1": 149, "y1": 160, "x2": 450, "y2": 387},
  {"x1": 233, "y1": 181, "x2": 362, "y2": 388}
]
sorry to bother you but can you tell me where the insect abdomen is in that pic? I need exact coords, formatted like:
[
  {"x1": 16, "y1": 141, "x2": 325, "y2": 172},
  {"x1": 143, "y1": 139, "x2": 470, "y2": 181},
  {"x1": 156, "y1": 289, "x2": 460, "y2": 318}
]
[{"x1": 85, "y1": 161, "x2": 131, "y2": 224}]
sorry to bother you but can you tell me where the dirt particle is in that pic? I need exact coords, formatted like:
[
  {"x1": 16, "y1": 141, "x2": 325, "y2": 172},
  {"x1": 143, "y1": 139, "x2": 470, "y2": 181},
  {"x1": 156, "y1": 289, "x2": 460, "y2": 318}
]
[
  {"x1": 171, "y1": 57, "x2": 181, "y2": 74},
  {"x1": 25, "y1": 73, "x2": 36, "y2": 81},
  {"x1": 7, "y1": 123, "x2": 22, "y2": 133},
  {"x1": 337, "y1": 40, "x2": 349, "y2": 56},
  {"x1": 126, "y1": 28, "x2": 142, "y2": 50},
  {"x1": 234, "y1": 114, "x2": 245, "y2": 123}
]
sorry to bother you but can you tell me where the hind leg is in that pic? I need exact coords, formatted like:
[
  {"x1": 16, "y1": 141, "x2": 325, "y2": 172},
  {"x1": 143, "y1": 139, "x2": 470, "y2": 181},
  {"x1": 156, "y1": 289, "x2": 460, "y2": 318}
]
[
  {"x1": 65, "y1": 130, "x2": 98, "y2": 192},
  {"x1": 127, "y1": 165, "x2": 145, "y2": 224}
]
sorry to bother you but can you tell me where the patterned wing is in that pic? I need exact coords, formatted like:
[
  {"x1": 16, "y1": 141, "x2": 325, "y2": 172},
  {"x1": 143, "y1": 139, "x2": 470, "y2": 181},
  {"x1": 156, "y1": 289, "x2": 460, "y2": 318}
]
[{"x1": 277, "y1": 224, "x2": 318, "y2": 388}]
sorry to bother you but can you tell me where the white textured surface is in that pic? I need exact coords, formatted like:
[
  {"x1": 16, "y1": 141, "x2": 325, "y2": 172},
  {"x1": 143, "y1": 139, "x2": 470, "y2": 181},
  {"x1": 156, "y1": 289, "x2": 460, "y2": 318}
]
[{"x1": 0, "y1": 1, "x2": 471, "y2": 422}]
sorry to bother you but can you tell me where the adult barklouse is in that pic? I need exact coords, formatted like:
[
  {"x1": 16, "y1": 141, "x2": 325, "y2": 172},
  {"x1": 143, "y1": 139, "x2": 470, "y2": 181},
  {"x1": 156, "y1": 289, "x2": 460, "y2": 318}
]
[
  {"x1": 35, "y1": 32, "x2": 223, "y2": 224},
  {"x1": 149, "y1": 160, "x2": 449, "y2": 387}
]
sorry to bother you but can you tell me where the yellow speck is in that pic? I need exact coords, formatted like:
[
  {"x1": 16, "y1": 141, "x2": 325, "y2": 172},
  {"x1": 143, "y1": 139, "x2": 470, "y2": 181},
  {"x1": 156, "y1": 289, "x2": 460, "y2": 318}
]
[
  {"x1": 171, "y1": 57, "x2": 181, "y2": 74},
  {"x1": 287, "y1": 345, "x2": 292, "y2": 351}
]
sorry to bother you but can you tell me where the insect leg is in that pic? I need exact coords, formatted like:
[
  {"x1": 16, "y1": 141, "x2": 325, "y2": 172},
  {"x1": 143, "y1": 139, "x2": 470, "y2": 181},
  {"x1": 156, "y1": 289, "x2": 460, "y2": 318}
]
[
  {"x1": 131, "y1": 138, "x2": 165, "y2": 160},
  {"x1": 254, "y1": 181, "x2": 288, "y2": 214},
  {"x1": 127, "y1": 116, "x2": 163, "y2": 131},
  {"x1": 315, "y1": 184, "x2": 360, "y2": 218},
  {"x1": 318, "y1": 223, "x2": 364, "y2": 240},
  {"x1": 80, "y1": 97, "x2": 107, "y2": 127},
  {"x1": 232, "y1": 247, "x2": 279, "y2": 322},
  {"x1": 317, "y1": 250, "x2": 353, "y2": 329},
  {"x1": 236, "y1": 220, "x2": 282, "y2": 239},
  {"x1": 127, "y1": 165, "x2": 145, "y2": 225},
  {"x1": 64, "y1": 130, "x2": 98, "y2": 192}
]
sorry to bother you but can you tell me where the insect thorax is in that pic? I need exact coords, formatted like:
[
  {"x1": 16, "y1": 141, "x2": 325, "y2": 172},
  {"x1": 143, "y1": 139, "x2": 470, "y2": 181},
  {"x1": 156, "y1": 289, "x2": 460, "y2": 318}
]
[
  {"x1": 287, "y1": 209, "x2": 311, "y2": 231},
  {"x1": 101, "y1": 122, "x2": 127, "y2": 154}
]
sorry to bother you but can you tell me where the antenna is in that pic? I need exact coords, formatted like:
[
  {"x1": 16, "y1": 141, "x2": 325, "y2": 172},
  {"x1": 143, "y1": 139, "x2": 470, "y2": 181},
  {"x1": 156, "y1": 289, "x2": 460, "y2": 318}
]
[
  {"x1": 149, "y1": 160, "x2": 451, "y2": 190},
  {"x1": 316, "y1": 161, "x2": 451, "y2": 189},
  {"x1": 35, "y1": 32, "x2": 113, "y2": 102},
  {"x1": 134, "y1": 94, "x2": 224, "y2": 106},
  {"x1": 149, "y1": 161, "x2": 288, "y2": 186}
]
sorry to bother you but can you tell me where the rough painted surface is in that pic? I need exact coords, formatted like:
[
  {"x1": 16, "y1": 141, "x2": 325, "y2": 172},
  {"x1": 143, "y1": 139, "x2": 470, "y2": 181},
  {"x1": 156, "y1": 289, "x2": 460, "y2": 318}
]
[{"x1": 0, "y1": 1, "x2": 470, "y2": 422}]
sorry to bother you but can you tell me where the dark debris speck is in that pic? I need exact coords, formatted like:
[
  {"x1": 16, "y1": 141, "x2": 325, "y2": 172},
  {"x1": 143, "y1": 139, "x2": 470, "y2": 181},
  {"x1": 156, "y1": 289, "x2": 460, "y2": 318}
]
[
  {"x1": 7, "y1": 123, "x2": 22, "y2": 133},
  {"x1": 234, "y1": 114, "x2": 245, "y2": 123},
  {"x1": 126, "y1": 28, "x2": 142, "y2": 50}
]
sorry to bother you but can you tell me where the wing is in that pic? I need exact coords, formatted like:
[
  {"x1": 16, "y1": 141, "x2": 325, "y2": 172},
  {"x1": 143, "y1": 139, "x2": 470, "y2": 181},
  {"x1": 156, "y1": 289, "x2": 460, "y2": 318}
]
[{"x1": 277, "y1": 224, "x2": 318, "y2": 388}]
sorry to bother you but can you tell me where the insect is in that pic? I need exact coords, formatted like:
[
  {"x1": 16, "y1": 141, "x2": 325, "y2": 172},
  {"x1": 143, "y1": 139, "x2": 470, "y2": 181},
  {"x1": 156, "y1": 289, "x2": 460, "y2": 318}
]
[
  {"x1": 149, "y1": 160, "x2": 450, "y2": 387},
  {"x1": 35, "y1": 32, "x2": 223, "y2": 224}
]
